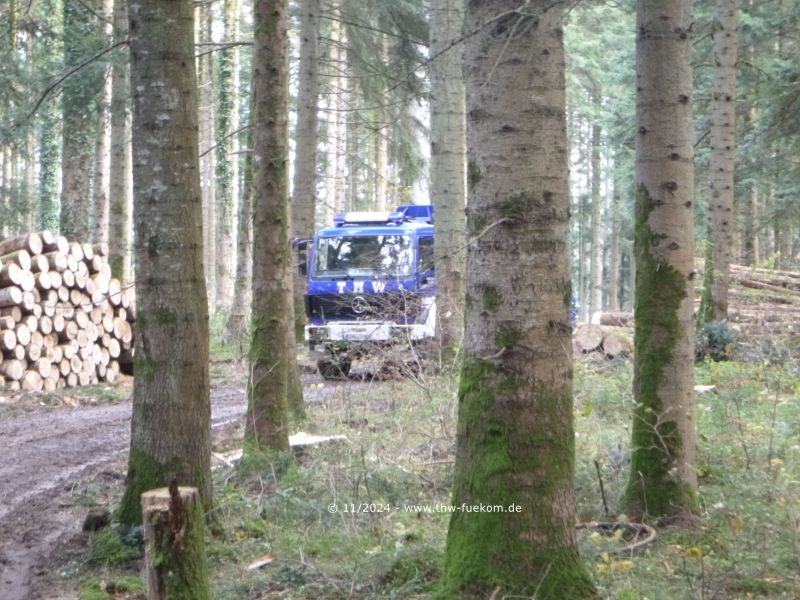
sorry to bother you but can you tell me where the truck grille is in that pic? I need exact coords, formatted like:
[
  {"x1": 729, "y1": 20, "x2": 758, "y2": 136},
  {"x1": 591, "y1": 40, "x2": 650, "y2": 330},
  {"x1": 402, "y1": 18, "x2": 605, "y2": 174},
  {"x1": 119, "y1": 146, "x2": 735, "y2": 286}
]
[{"x1": 307, "y1": 293, "x2": 423, "y2": 324}]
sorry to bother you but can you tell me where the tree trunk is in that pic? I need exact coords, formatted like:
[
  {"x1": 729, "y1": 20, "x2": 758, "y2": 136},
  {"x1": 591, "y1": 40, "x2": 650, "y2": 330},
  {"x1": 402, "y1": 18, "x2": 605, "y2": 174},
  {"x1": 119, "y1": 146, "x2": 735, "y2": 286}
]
[
  {"x1": 373, "y1": 34, "x2": 389, "y2": 212},
  {"x1": 197, "y1": 4, "x2": 216, "y2": 303},
  {"x1": 626, "y1": 0, "x2": 698, "y2": 520},
  {"x1": 92, "y1": 34, "x2": 112, "y2": 246},
  {"x1": 38, "y1": 101, "x2": 61, "y2": 232},
  {"x1": 118, "y1": 0, "x2": 212, "y2": 526},
  {"x1": 246, "y1": 0, "x2": 291, "y2": 451},
  {"x1": 290, "y1": 0, "x2": 321, "y2": 338},
  {"x1": 60, "y1": 0, "x2": 103, "y2": 240},
  {"x1": 141, "y1": 484, "x2": 210, "y2": 600},
  {"x1": 224, "y1": 125, "x2": 253, "y2": 344},
  {"x1": 430, "y1": 0, "x2": 466, "y2": 354},
  {"x1": 214, "y1": 0, "x2": 240, "y2": 313},
  {"x1": 700, "y1": 0, "x2": 738, "y2": 322},
  {"x1": 109, "y1": 0, "x2": 132, "y2": 281},
  {"x1": 607, "y1": 169, "x2": 622, "y2": 311},
  {"x1": 333, "y1": 21, "x2": 349, "y2": 215},
  {"x1": 440, "y1": 2, "x2": 595, "y2": 597},
  {"x1": 589, "y1": 109, "x2": 604, "y2": 319}
]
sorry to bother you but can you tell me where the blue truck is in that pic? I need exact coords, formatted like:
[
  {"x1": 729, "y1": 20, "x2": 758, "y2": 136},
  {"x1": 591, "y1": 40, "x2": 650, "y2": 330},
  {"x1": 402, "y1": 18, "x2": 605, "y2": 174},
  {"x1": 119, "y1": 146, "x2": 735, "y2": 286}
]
[{"x1": 300, "y1": 205, "x2": 436, "y2": 378}]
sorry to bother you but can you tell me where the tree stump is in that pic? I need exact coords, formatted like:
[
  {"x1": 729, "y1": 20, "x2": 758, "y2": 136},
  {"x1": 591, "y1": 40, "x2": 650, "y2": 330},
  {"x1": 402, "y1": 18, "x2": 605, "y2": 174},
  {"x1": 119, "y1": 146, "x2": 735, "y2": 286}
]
[{"x1": 141, "y1": 483, "x2": 210, "y2": 600}]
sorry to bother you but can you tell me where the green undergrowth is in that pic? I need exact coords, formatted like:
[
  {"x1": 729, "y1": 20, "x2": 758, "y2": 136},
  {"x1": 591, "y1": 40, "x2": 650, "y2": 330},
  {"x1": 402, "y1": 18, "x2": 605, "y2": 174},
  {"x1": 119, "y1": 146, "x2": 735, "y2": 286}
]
[{"x1": 73, "y1": 344, "x2": 800, "y2": 599}]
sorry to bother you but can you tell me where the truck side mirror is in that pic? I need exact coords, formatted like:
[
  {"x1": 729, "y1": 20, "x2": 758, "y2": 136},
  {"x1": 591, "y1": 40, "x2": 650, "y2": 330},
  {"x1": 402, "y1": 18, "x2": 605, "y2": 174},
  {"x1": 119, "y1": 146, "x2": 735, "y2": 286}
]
[{"x1": 292, "y1": 238, "x2": 310, "y2": 276}]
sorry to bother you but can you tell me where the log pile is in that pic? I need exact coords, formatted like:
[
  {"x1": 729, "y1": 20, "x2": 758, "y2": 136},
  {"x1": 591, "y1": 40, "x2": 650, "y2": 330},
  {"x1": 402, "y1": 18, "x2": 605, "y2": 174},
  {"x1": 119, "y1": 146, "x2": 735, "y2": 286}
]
[
  {"x1": 694, "y1": 261, "x2": 800, "y2": 338},
  {"x1": 0, "y1": 232, "x2": 134, "y2": 391},
  {"x1": 573, "y1": 324, "x2": 632, "y2": 360}
]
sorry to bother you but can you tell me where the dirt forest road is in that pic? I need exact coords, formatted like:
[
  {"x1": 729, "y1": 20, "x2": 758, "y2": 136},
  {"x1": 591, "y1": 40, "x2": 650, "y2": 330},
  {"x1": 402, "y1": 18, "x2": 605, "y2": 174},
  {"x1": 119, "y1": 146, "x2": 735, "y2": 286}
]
[{"x1": 0, "y1": 385, "x2": 247, "y2": 600}]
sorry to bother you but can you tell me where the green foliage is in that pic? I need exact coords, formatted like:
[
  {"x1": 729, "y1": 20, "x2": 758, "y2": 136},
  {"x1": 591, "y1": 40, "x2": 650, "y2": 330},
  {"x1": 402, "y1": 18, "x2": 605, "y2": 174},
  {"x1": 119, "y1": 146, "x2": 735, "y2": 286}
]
[
  {"x1": 78, "y1": 575, "x2": 145, "y2": 600},
  {"x1": 85, "y1": 527, "x2": 142, "y2": 568},
  {"x1": 380, "y1": 544, "x2": 442, "y2": 595},
  {"x1": 696, "y1": 319, "x2": 736, "y2": 361}
]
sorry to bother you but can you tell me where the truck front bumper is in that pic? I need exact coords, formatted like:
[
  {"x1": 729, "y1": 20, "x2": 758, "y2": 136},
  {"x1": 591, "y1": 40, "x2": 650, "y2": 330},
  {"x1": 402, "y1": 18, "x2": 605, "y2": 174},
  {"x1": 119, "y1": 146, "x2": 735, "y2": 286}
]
[{"x1": 305, "y1": 298, "x2": 436, "y2": 359}]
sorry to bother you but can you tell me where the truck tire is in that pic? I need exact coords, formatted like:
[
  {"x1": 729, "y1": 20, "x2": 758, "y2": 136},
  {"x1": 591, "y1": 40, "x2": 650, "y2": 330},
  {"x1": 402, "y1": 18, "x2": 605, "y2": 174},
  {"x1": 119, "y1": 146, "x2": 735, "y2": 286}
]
[{"x1": 317, "y1": 357, "x2": 351, "y2": 380}]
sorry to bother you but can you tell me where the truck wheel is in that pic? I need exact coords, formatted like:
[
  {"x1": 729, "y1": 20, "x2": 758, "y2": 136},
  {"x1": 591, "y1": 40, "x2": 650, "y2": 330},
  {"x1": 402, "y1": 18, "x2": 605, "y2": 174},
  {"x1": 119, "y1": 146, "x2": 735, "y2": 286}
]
[{"x1": 317, "y1": 357, "x2": 351, "y2": 380}]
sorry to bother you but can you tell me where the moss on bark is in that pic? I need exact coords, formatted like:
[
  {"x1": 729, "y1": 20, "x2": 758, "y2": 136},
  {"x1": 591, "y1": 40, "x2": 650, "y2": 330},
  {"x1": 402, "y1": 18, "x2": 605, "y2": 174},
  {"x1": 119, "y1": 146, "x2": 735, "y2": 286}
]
[
  {"x1": 625, "y1": 184, "x2": 697, "y2": 518},
  {"x1": 117, "y1": 449, "x2": 194, "y2": 526},
  {"x1": 147, "y1": 489, "x2": 211, "y2": 599},
  {"x1": 437, "y1": 359, "x2": 596, "y2": 599}
]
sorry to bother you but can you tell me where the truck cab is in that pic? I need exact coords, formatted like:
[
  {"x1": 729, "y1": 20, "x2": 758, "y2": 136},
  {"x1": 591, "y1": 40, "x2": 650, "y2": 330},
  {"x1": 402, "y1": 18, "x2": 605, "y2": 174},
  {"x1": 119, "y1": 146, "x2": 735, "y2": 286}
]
[{"x1": 303, "y1": 205, "x2": 436, "y2": 378}]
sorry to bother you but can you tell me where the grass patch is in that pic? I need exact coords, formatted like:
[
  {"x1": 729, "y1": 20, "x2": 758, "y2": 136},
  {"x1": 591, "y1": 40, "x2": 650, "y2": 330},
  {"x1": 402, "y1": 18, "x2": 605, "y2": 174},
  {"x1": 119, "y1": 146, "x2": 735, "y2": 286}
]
[
  {"x1": 85, "y1": 527, "x2": 142, "y2": 568},
  {"x1": 78, "y1": 574, "x2": 145, "y2": 600},
  {"x1": 72, "y1": 342, "x2": 800, "y2": 598}
]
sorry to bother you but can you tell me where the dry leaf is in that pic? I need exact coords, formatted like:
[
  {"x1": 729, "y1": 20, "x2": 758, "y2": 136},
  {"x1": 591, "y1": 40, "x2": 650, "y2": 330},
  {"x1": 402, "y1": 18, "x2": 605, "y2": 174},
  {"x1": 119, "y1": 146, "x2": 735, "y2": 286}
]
[{"x1": 247, "y1": 555, "x2": 275, "y2": 570}]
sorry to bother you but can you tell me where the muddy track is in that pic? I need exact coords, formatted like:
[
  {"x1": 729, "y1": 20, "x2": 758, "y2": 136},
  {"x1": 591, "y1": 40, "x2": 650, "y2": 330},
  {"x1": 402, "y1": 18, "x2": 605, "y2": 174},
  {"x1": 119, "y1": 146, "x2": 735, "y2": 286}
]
[{"x1": 0, "y1": 385, "x2": 247, "y2": 600}]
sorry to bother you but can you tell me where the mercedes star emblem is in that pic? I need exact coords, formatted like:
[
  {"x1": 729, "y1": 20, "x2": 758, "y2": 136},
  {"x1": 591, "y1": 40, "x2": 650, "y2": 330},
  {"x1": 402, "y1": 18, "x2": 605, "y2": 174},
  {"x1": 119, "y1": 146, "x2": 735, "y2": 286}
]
[{"x1": 351, "y1": 296, "x2": 370, "y2": 315}]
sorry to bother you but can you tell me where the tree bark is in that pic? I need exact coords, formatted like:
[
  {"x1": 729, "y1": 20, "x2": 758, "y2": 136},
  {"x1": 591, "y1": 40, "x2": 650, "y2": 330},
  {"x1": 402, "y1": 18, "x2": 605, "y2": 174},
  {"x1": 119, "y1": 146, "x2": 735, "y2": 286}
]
[
  {"x1": 118, "y1": 0, "x2": 212, "y2": 525},
  {"x1": 290, "y1": 0, "x2": 321, "y2": 338},
  {"x1": 214, "y1": 0, "x2": 240, "y2": 313},
  {"x1": 700, "y1": 0, "x2": 738, "y2": 322},
  {"x1": 92, "y1": 18, "x2": 112, "y2": 246},
  {"x1": 626, "y1": 0, "x2": 698, "y2": 520},
  {"x1": 607, "y1": 168, "x2": 622, "y2": 311},
  {"x1": 141, "y1": 484, "x2": 210, "y2": 600},
  {"x1": 224, "y1": 125, "x2": 253, "y2": 344},
  {"x1": 589, "y1": 96, "x2": 604, "y2": 318},
  {"x1": 430, "y1": 0, "x2": 466, "y2": 355},
  {"x1": 38, "y1": 100, "x2": 61, "y2": 232},
  {"x1": 60, "y1": 0, "x2": 104, "y2": 240},
  {"x1": 246, "y1": 0, "x2": 292, "y2": 451},
  {"x1": 197, "y1": 4, "x2": 216, "y2": 303},
  {"x1": 108, "y1": 0, "x2": 132, "y2": 281},
  {"x1": 440, "y1": 2, "x2": 595, "y2": 597}
]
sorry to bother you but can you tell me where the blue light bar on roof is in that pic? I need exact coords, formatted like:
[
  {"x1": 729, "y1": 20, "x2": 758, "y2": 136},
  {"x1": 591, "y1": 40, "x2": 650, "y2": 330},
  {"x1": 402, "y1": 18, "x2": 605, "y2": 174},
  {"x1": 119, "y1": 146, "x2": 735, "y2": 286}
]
[
  {"x1": 333, "y1": 211, "x2": 393, "y2": 226},
  {"x1": 331, "y1": 205, "x2": 434, "y2": 226},
  {"x1": 395, "y1": 204, "x2": 433, "y2": 224}
]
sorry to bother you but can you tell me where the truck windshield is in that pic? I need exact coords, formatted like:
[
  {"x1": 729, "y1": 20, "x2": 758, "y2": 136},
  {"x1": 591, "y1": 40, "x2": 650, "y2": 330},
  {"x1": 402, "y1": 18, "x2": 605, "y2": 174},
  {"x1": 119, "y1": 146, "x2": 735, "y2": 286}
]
[{"x1": 312, "y1": 234, "x2": 413, "y2": 278}]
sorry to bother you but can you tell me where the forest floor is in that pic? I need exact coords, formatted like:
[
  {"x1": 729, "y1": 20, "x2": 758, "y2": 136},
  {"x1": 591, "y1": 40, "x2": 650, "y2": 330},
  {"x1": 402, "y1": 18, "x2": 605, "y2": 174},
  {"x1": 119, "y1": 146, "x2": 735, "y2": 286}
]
[{"x1": 1, "y1": 291, "x2": 799, "y2": 598}]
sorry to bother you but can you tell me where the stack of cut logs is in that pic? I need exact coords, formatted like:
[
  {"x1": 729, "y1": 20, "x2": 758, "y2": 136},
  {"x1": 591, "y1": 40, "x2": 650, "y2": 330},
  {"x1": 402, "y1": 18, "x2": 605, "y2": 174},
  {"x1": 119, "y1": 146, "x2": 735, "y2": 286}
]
[{"x1": 0, "y1": 231, "x2": 134, "y2": 391}]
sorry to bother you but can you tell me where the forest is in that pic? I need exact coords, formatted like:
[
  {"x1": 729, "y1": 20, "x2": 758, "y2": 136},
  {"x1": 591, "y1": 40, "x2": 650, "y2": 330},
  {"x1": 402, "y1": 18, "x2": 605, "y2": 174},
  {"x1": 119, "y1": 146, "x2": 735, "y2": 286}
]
[{"x1": 0, "y1": 0, "x2": 799, "y2": 598}]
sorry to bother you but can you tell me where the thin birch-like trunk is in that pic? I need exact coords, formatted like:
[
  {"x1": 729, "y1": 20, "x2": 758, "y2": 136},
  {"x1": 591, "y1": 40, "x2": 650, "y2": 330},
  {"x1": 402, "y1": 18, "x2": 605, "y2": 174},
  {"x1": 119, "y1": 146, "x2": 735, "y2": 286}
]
[
  {"x1": 430, "y1": 0, "x2": 466, "y2": 353},
  {"x1": 108, "y1": 0, "x2": 132, "y2": 280}
]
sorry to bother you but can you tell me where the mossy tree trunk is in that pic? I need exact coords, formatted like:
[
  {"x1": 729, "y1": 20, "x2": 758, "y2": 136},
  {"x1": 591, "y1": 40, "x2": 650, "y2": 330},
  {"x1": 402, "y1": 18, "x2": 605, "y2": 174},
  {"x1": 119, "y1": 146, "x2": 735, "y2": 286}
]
[
  {"x1": 430, "y1": 0, "x2": 466, "y2": 356},
  {"x1": 625, "y1": 0, "x2": 698, "y2": 521},
  {"x1": 290, "y1": 0, "x2": 320, "y2": 339},
  {"x1": 438, "y1": 2, "x2": 595, "y2": 598},
  {"x1": 700, "y1": 0, "x2": 738, "y2": 324},
  {"x1": 118, "y1": 0, "x2": 212, "y2": 526},
  {"x1": 246, "y1": 0, "x2": 291, "y2": 452}
]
